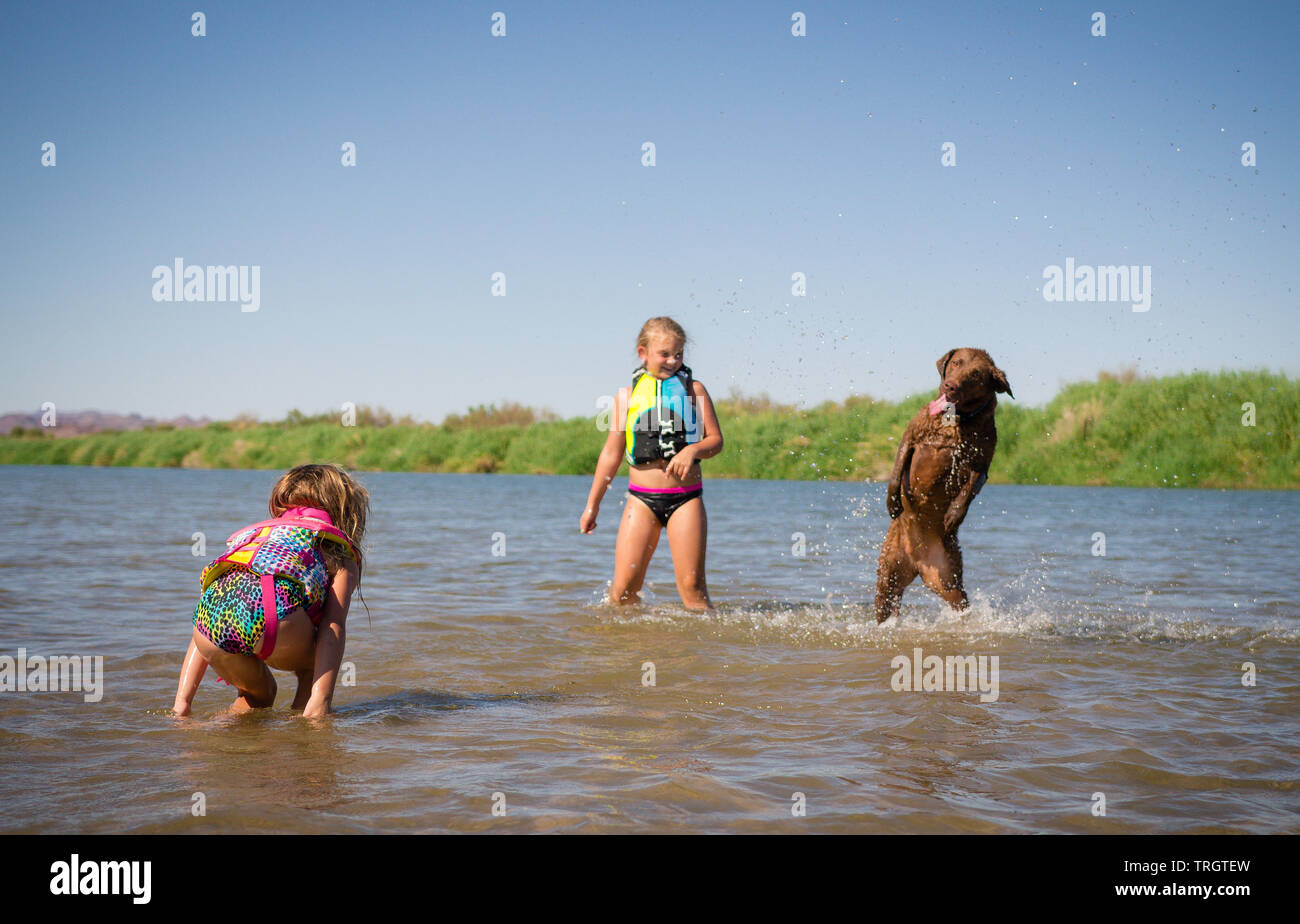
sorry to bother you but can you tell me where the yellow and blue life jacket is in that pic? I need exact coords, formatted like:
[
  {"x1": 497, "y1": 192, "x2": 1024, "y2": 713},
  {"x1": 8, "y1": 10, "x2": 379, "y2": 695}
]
[{"x1": 625, "y1": 364, "x2": 701, "y2": 464}]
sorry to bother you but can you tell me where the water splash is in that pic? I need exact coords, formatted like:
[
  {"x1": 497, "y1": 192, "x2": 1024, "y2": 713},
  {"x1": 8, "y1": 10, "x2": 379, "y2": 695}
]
[{"x1": 592, "y1": 587, "x2": 1299, "y2": 649}]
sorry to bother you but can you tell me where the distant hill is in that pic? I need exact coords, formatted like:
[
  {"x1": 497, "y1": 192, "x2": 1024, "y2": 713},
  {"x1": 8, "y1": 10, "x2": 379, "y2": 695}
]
[{"x1": 0, "y1": 410, "x2": 211, "y2": 437}]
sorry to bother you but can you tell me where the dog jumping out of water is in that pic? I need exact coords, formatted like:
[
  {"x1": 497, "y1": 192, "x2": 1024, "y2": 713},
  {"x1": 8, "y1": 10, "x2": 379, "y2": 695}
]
[{"x1": 875, "y1": 348, "x2": 1012, "y2": 623}]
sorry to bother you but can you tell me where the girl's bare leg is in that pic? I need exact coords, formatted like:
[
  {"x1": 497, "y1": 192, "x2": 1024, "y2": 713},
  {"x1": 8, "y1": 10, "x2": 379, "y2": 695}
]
[
  {"x1": 192, "y1": 627, "x2": 277, "y2": 712},
  {"x1": 665, "y1": 497, "x2": 712, "y2": 610},
  {"x1": 263, "y1": 608, "x2": 319, "y2": 709},
  {"x1": 290, "y1": 670, "x2": 314, "y2": 710},
  {"x1": 172, "y1": 636, "x2": 209, "y2": 716},
  {"x1": 610, "y1": 494, "x2": 662, "y2": 604}
]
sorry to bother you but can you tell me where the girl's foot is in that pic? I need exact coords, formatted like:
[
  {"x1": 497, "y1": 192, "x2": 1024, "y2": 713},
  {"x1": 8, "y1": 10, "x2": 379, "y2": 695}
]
[{"x1": 226, "y1": 681, "x2": 276, "y2": 714}]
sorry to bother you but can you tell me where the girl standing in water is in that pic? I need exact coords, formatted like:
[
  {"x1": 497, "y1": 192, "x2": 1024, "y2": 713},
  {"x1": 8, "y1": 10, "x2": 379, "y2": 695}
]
[{"x1": 580, "y1": 317, "x2": 723, "y2": 610}]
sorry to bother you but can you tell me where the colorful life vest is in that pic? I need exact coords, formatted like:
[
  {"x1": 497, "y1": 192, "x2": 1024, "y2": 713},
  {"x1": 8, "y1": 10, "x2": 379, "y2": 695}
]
[
  {"x1": 625, "y1": 364, "x2": 701, "y2": 464},
  {"x1": 199, "y1": 506, "x2": 358, "y2": 658}
]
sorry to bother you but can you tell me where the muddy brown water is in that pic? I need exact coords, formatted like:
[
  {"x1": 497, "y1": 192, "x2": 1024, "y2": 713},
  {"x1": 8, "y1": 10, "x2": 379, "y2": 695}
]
[{"x1": 0, "y1": 467, "x2": 1295, "y2": 833}]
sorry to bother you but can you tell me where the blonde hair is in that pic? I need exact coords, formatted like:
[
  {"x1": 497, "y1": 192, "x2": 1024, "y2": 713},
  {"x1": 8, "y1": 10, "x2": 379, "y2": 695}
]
[
  {"x1": 636, "y1": 316, "x2": 687, "y2": 353},
  {"x1": 268, "y1": 463, "x2": 369, "y2": 581}
]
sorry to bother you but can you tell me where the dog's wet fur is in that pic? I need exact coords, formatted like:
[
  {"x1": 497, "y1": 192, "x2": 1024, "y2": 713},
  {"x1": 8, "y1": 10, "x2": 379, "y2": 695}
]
[{"x1": 875, "y1": 348, "x2": 1013, "y2": 623}]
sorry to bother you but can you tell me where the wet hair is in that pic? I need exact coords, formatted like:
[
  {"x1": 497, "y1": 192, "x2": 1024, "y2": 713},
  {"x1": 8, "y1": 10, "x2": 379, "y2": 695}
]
[
  {"x1": 636, "y1": 316, "x2": 687, "y2": 354},
  {"x1": 268, "y1": 462, "x2": 369, "y2": 581}
]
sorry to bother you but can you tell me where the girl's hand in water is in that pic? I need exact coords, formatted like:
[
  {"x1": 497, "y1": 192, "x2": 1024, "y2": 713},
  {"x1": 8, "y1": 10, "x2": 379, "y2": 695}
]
[
  {"x1": 580, "y1": 507, "x2": 598, "y2": 533},
  {"x1": 297, "y1": 562, "x2": 355, "y2": 722},
  {"x1": 665, "y1": 447, "x2": 697, "y2": 480}
]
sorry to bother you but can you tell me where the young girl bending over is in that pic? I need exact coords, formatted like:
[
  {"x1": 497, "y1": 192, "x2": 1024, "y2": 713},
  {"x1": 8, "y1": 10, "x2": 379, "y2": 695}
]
[
  {"x1": 172, "y1": 463, "x2": 368, "y2": 718},
  {"x1": 581, "y1": 317, "x2": 723, "y2": 610}
]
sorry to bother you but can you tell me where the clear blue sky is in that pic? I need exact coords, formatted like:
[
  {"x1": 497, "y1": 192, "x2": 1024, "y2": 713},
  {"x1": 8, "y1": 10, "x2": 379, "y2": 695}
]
[{"x1": 2, "y1": 1, "x2": 1296, "y2": 422}]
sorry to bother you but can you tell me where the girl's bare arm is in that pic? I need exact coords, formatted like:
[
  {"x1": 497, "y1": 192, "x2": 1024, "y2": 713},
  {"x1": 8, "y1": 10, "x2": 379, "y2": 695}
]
[
  {"x1": 664, "y1": 381, "x2": 724, "y2": 478},
  {"x1": 581, "y1": 387, "x2": 629, "y2": 532},
  {"x1": 171, "y1": 637, "x2": 209, "y2": 716},
  {"x1": 302, "y1": 559, "x2": 359, "y2": 718}
]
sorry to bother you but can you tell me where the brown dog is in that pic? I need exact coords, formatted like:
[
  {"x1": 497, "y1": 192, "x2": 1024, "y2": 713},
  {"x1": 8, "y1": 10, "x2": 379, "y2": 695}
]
[{"x1": 874, "y1": 348, "x2": 1012, "y2": 623}]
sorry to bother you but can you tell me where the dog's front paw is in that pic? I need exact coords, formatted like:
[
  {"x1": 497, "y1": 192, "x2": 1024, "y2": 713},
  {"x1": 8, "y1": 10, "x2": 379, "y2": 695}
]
[{"x1": 943, "y1": 509, "x2": 963, "y2": 535}]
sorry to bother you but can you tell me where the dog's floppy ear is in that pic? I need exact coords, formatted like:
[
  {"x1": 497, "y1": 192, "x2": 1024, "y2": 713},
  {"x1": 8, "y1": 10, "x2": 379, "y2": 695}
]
[
  {"x1": 936, "y1": 349, "x2": 957, "y2": 379},
  {"x1": 992, "y1": 365, "x2": 1013, "y2": 399}
]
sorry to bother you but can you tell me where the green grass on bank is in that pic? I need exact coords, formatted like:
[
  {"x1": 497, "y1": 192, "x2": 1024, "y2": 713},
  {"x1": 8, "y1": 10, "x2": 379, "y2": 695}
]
[{"x1": 2, "y1": 371, "x2": 1296, "y2": 488}]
